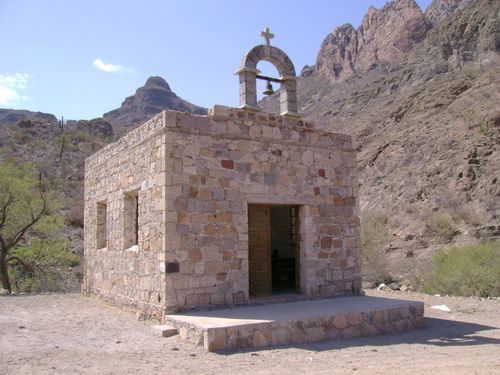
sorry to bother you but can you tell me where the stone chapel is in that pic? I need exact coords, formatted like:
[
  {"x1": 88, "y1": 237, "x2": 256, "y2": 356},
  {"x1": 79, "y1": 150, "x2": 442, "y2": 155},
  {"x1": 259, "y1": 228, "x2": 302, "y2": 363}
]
[{"x1": 83, "y1": 32, "x2": 361, "y2": 319}]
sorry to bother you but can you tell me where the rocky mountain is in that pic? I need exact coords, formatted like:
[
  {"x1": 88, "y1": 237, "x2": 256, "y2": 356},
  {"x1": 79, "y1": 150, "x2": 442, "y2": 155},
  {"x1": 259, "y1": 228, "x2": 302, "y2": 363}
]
[
  {"x1": 103, "y1": 76, "x2": 207, "y2": 137},
  {"x1": 69, "y1": 118, "x2": 114, "y2": 138},
  {"x1": 316, "y1": 0, "x2": 429, "y2": 82},
  {"x1": 262, "y1": 0, "x2": 499, "y2": 261},
  {"x1": 425, "y1": 0, "x2": 476, "y2": 24},
  {"x1": 0, "y1": 108, "x2": 57, "y2": 127}
]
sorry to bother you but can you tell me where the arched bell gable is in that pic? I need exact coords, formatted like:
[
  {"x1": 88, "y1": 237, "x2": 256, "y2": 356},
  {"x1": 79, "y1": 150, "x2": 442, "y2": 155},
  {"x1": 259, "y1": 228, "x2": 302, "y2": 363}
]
[{"x1": 235, "y1": 45, "x2": 299, "y2": 117}]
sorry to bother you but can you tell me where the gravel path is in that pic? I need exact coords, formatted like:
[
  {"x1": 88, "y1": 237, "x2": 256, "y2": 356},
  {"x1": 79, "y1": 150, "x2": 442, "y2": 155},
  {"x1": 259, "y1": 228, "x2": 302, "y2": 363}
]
[{"x1": 1, "y1": 290, "x2": 499, "y2": 375}]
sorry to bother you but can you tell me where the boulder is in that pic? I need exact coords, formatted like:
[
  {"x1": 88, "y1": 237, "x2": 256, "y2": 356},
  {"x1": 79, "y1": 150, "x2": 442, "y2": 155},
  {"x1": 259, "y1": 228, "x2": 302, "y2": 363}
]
[
  {"x1": 388, "y1": 282, "x2": 402, "y2": 290},
  {"x1": 377, "y1": 283, "x2": 387, "y2": 291}
]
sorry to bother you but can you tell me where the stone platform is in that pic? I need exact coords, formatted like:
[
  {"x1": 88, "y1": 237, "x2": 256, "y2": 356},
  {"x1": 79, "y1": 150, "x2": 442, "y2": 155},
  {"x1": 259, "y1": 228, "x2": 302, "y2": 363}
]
[{"x1": 165, "y1": 295, "x2": 424, "y2": 352}]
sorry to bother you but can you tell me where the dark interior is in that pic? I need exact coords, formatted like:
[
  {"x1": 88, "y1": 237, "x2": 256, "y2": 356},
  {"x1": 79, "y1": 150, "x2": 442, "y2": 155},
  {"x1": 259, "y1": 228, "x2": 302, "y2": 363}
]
[{"x1": 270, "y1": 206, "x2": 297, "y2": 293}]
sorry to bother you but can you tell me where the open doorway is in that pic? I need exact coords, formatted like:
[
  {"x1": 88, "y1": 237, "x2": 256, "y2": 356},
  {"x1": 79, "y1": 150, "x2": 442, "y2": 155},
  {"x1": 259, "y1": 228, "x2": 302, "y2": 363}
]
[
  {"x1": 270, "y1": 206, "x2": 297, "y2": 293},
  {"x1": 248, "y1": 205, "x2": 299, "y2": 297}
]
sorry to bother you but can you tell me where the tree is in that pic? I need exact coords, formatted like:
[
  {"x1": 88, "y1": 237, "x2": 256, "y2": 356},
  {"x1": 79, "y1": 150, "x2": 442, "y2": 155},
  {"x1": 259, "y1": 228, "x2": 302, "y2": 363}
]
[
  {"x1": 361, "y1": 212, "x2": 391, "y2": 284},
  {"x1": 0, "y1": 159, "x2": 73, "y2": 293}
]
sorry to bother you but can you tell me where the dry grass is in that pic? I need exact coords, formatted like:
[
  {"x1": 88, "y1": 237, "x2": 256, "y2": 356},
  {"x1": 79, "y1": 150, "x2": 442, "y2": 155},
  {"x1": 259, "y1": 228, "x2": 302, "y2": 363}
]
[{"x1": 425, "y1": 212, "x2": 455, "y2": 241}]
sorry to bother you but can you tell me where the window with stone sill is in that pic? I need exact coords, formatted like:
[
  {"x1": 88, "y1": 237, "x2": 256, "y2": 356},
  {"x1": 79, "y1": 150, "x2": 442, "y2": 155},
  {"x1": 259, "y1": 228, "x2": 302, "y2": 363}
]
[
  {"x1": 96, "y1": 200, "x2": 107, "y2": 249},
  {"x1": 123, "y1": 190, "x2": 139, "y2": 250}
]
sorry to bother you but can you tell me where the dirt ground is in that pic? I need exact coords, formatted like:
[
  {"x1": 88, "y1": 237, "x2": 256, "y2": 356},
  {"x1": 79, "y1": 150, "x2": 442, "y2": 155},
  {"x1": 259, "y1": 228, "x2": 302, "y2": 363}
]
[{"x1": 1, "y1": 290, "x2": 499, "y2": 375}]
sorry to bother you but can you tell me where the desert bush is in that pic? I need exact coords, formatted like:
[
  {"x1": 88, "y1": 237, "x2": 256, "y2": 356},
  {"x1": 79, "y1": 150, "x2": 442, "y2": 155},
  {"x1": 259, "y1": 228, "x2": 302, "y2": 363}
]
[
  {"x1": 424, "y1": 242, "x2": 500, "y2": 298},
  {"x1": 457, "y1": 204, "x2": 483, "y2": 226},
  {"x1": 393, "y1": 257, "x2": 433, "y2": 291},
  {"x1": 72, "y1": 131, "x2": 89, "y2": 143},
  {"x1": 66, "y1": 197, "x2": 84, "y2": 228},
  {"x1": 13, "y1": 128, "x2": 28, "y2": 143},
  {"x1": 425, "y1": 212, "x2": 454, "y2": 241},
  {"x1": 56, "y1": 134, "x2": 66, "y2": 158},
  {"x1": 361, "y1": 212, "x2": 392, "y2": 284},
  {"x1": 478, "y1": 121, "x2": 489, "y2": 134},
  {"x1": 10, "y1": 238, "x2": 81, "y2": 293}
]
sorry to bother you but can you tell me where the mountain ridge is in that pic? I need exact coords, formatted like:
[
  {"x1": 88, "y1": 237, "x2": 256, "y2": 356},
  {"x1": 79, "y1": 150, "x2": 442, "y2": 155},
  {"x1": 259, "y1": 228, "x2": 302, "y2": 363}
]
[
  {"x1": 0, "y1": 76, "x2": 207, "y2": 139},
  {"x1": 261, "y1": 0, "x2": 499, "y2": 258},
  {"x1": 102, "y1": 76, "x2": 207, "y2": 137},
  {"x1": 314, "y1": 0, "x2": 486, "y2": 83},
  {"x1": 0, "y1": 108, "x2": 57, "y2": 127}
]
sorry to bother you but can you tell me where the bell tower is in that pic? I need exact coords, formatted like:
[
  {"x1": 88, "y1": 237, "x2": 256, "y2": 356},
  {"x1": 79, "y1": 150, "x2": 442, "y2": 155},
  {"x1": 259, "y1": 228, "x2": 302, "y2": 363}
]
[{"x1": 235, "y1": 27, "x2": 300, "y2": 117}]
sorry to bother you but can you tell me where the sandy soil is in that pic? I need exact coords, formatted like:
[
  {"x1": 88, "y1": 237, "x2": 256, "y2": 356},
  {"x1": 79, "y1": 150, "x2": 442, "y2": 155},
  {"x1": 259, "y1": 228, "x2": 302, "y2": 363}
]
[{"x1": 1, "y1": 290, "x2": 499, "y2": 375}]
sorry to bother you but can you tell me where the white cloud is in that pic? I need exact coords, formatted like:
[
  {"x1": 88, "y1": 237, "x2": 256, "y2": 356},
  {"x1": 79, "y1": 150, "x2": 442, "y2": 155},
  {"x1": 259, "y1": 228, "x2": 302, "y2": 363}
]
[
  {"x1": 0, "y1": 73, "x2": 29, "y2": 107},
  {"x1": 93, "y1": 58, "x2": 133, "y2": 74}
]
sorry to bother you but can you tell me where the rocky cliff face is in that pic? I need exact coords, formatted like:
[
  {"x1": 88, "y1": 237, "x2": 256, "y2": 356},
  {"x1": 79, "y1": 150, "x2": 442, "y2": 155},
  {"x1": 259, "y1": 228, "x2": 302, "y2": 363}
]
[
  {"x1": 417, "y1": 0, "x2": 498, "y2": 68},
  {"x1": 316, "y1": 0, "x2": 428, "y2": 81},
  {"x1": 314, "y1": 0, "x2": 485, "y2": 83},
  {"x1": 357, "y1": 0, "x2": 428, "y2": 69},
  {"x1": 103, "y1": 76, "x2": 207, "y2": 137},
  {"x1": 261, "y1": 0, "x2": 499, "y2": 258},
  {"x1": 425, "y1": 0, "x2": 476, "y2": 24}
]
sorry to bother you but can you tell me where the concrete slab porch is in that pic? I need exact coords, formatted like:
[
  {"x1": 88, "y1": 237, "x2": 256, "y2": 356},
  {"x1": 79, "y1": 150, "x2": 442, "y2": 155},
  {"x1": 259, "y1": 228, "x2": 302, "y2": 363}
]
[{"x1": 165, "y1": 295, "x2": 425, "y2": 352}]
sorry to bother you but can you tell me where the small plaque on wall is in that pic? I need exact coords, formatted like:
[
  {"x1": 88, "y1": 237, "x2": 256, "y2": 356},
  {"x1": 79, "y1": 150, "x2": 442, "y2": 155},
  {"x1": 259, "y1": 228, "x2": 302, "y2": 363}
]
[{"x1": 165, "y1": 261, "x2": 180, "y2": 274}]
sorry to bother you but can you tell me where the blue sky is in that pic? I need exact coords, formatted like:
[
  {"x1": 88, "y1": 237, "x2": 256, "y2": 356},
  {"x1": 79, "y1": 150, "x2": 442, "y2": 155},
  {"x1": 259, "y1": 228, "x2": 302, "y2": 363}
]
[{"x1": 0, "y1": 0, "x2": 433, "y2": 120}]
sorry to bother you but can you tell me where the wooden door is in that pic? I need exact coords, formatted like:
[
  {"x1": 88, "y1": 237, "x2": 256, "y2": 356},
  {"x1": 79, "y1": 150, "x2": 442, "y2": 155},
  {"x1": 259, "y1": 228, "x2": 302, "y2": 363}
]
[{"x1": 248, "y1": 205, "x2": 272, "y2": 297}]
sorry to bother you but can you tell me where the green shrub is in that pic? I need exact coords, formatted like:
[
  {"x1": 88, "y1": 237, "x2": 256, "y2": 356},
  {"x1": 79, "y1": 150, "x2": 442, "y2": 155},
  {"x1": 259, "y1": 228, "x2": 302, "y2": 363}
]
[
  {"x1": 424, "y1": 242, "x2": 500, "y2": 297},
  {"x1": 426, "y1": 213, "x2": 454, "y2": 241},
  {"x1": 361, "y1": 213, "x2": 392, "y2": 284},
  {"x1": 0, "y1": 159, "x2": 77, "y2": 293},
  {"x1": 393, "y1": 257, "x2": 433, "y2": 291},
  {"x1": 10, "y1": 239, "x2": 81, "y2": 292},
  {"x1": 478, "y1": 121, "x2": 489, "y2": 134},
  {"x1": 72, "y1": 131, "x2": 89, "y2": 142}
]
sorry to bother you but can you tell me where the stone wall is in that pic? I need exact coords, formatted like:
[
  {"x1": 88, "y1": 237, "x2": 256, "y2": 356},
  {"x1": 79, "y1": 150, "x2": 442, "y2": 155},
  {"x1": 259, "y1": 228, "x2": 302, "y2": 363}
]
[
  {"x1": 84, "y1": 105, "x2": 361, "y2": 315},
  {"x1": 163, "y1": 105, "x2": 360, "y2": 312},
  {"x1": 84, "y1": 113, "x2": 167, "y2": 319}
]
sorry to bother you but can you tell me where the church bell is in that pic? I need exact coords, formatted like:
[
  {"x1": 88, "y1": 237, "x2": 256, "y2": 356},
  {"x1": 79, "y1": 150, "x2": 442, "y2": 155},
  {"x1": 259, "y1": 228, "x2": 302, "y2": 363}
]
[{"x1": 263, "y1": 80, "x2": 274, "y2": 96}]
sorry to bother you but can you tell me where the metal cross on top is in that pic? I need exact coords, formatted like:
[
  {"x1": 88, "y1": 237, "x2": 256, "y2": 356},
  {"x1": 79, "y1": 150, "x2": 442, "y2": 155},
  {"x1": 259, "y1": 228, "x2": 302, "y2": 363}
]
[{"x1": 260, "y1": 27, "x2": 274, "y2": 46}]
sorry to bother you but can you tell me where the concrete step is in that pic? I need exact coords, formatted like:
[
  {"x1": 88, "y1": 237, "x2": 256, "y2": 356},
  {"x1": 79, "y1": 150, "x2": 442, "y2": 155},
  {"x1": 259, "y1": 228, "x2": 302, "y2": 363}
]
[
  {"x1": 152, "y1": 325, "x2": 178, "y2": 338},
  {"x1": 165, "y1": 295, "x2": 424, "y2": 352}
]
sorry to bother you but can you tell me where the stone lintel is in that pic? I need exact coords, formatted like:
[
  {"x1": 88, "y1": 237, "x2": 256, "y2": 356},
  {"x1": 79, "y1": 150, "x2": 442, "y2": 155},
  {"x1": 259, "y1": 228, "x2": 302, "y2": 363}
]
[
  {"x1": 280, "y1": 75, "x2": 299, "y2": 81},
  {"x1": 238, "y1": 104, "x2": 262, "y2": 111},
  {"x1": 234, "y1": 66, "x2": 261, "y2": 75},
  {"x1": 281, "y1": 110, "x2": 302, "y2": 118}
]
